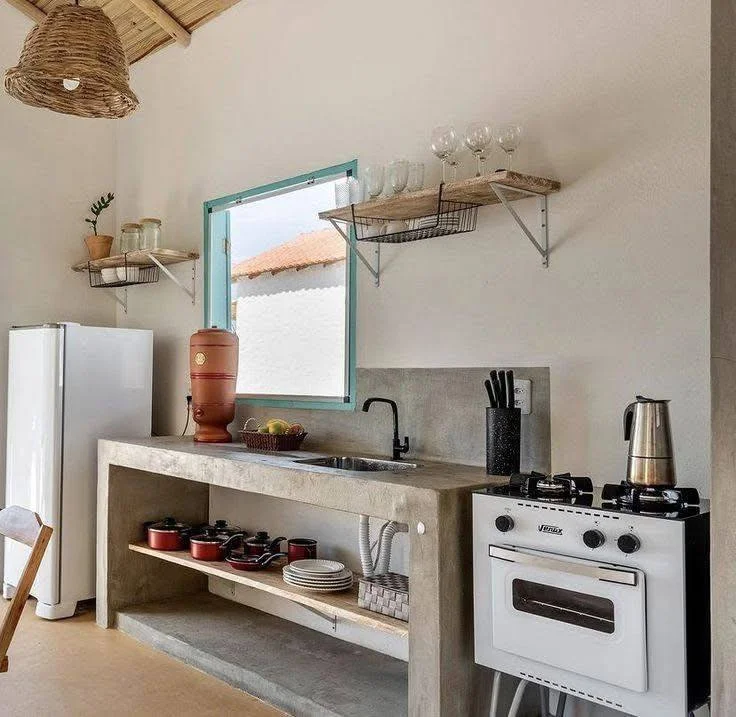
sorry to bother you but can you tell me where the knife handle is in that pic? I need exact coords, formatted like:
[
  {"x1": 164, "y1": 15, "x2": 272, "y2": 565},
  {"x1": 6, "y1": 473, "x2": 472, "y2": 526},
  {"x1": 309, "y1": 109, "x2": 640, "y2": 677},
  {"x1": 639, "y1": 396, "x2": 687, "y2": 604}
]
[{"x1": 505, "y1": 370, "x2": 515, "y2": 409}]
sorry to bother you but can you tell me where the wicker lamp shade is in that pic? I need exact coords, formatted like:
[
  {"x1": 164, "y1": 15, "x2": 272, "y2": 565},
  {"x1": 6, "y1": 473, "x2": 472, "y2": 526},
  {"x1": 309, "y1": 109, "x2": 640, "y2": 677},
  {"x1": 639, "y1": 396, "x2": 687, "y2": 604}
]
[{"x1": 4, "y1": 5, "x2": 138, "y2": 119}]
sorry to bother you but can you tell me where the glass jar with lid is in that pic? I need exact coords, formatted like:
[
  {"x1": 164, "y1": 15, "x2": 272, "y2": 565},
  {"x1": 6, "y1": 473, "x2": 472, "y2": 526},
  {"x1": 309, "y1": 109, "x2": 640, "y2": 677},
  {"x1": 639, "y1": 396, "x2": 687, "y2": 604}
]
[
  {"x1": 120, "y1": 223, "x2": 142, "y2": 253},
  {"x1": 140, "y1": 218, "x2": 162, "y2": 250}
]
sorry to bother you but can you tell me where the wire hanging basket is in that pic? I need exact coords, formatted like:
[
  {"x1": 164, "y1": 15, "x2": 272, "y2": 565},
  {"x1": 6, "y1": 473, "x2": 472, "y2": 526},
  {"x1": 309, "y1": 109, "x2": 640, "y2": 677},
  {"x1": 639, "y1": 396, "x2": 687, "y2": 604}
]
[{"x1": 4, "y1": 5, "x2": 138, "y2": 119}]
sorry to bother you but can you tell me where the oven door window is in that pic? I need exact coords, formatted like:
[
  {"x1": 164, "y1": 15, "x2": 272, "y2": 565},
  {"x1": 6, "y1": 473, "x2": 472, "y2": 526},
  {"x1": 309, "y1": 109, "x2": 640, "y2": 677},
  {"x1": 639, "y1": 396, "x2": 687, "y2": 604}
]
[{"x1": 512, "y1": 578, "x2": 615, "y2": 634}]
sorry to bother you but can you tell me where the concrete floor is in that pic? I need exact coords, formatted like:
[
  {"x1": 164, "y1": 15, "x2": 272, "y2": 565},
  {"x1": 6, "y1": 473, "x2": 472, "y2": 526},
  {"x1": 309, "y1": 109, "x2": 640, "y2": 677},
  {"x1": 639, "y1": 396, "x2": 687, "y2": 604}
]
[{"x1": 0, "y1": 600, "x2": 285, "y2": 716}]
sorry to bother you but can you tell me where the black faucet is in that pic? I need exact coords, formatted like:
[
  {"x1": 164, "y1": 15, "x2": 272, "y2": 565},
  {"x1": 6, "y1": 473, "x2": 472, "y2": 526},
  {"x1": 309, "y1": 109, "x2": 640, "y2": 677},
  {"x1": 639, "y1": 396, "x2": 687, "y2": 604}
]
[{"x1": 362, "y1": 397, "x2": 410, "y2": 460}]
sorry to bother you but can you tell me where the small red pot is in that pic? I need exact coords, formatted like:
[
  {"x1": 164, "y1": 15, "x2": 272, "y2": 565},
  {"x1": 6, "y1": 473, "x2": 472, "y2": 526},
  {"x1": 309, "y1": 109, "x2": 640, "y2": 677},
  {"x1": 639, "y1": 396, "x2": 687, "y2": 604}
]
[
  {"x1": 189, "y1": 530, "x2": 244, "y2": 561},
  {"x1": 146, "y1": 518, "x2": 192, "y2": 551},
  {"x1": 287, "y1": 538, "x2": 317, "y2": 563},
  {"x1": 225, "y1": 551, "x2": 287, "y2": 571},
  {"x1": 244, "y1": 532, "x2": 286, "y2": 557}
]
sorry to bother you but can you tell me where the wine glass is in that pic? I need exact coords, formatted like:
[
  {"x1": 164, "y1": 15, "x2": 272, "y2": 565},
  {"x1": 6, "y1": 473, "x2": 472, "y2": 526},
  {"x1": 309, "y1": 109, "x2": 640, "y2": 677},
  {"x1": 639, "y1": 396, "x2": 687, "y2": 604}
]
[
  {"x1": 464, "y1": 122, "x2": 493, "y2": 176},
  {"x1": 430, "y1": 126, "x2": 459, "y2": 182},
  {"x1": 363, "y1": 164, "x2": 385, "y2": 201},
  {"x1": 495, "y1": 123, "x2": 523, "y2": 170},
  {"x1": 388, "y1": 159, "x2": 410, "y2": 194}
]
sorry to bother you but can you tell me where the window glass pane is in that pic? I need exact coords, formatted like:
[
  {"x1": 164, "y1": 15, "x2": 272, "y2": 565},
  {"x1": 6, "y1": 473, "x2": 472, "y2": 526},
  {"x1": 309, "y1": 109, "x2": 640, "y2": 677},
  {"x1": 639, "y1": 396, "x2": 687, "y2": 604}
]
[
  {"x1": 228, "y1": 177, "x2": 348, "y2": 398},
  {"x1": 512, "y1": 578, "x2": 615, "y2": 634}
]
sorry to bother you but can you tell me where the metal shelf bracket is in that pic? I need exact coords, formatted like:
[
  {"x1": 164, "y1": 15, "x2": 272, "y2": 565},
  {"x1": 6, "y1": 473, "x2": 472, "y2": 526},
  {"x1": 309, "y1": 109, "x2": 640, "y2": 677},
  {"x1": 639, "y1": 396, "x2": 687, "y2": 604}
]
[
  {"x1": 490, "y1": 182, "x2": 550, "y2": 267},
  {"x1": 299, "y1": 603, "x2": 338, "y2": 631},
  {"x1": 147, "y1": 253, "x2": 197, "y2": 303},
  {"x1": 106, "y1": 288, "x2": 128, "y2": 314},
  {"x1": 329, "y1": 219, "x2": 380, "y2": 287}
]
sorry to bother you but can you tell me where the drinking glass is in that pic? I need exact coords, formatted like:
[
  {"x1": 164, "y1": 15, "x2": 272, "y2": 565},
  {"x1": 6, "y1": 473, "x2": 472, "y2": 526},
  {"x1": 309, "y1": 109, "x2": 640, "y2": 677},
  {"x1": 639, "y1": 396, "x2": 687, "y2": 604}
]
[
  {"x1": 388, "y1": 160, "x2": 410, "y2": 194},
  {"x1": 363, "y1": 164, "x2": 385, "y2": 201},
  {"x1": 495, "y1": 123, "x2": 523, "y2": 170},
  {"x1": 464, "y1": 122, "x2": 493, "y2": 176},
  {"x1": 407, "y1": 162, "x2": 425, "y2": 191},
  {"x1": 334, "y1": 180, "x2": 350, "y2": 208},
  {"x1": 430, "y1": 125, "x2": 459, "y2": 182},
  {"x1": 347, "y1": 177, "x2": 363, "y2": 204}
]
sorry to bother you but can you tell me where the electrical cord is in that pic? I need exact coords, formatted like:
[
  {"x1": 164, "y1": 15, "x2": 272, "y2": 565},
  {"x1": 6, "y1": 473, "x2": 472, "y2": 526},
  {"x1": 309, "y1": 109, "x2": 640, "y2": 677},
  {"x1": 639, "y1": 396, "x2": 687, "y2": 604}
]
[{"x1": 181, "y1": 395, "x2": 192, "y2": 437}]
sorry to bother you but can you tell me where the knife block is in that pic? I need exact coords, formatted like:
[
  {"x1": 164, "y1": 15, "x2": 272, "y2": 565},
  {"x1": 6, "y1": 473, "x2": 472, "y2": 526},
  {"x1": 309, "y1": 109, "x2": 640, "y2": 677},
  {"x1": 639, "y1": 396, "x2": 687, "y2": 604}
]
[{"x1": 486, "y1": 407, "x2": 521, "y2": 476}]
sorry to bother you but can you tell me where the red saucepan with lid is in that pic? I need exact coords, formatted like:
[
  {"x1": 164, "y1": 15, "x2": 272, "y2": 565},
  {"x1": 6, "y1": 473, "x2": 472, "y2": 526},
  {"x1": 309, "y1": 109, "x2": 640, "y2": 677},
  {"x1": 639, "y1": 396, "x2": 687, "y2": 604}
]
[
  {"x1": 189, "y1": 528, "x2": 244, "y2": 561},
  {"x1": 225, "y1": 551, "x2": 287, "y2": 571},
  {"x1": 146, "y1": 517, "x2": 192, "y2": 551},
  {"x1": 244, "y1": 531, "x2": 287, "y2": 557},
  {"x1": 197, "y1": 519, "x2": 244, "y2": 539}
]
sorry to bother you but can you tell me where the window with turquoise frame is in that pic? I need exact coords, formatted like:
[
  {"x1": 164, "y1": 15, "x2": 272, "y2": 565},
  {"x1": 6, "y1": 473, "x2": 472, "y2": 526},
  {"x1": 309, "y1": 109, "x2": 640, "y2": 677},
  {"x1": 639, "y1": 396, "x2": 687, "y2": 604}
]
[{"x1": 203, "y1": 161, "x2": 357, "y2": 410}]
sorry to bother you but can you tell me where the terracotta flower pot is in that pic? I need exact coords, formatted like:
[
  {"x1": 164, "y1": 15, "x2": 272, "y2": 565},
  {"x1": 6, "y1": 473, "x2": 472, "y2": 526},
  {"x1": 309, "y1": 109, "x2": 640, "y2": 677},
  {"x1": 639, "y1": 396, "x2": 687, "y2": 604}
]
[{"x1": 85, "y1": 234, "x2": 114, "y2": 260}]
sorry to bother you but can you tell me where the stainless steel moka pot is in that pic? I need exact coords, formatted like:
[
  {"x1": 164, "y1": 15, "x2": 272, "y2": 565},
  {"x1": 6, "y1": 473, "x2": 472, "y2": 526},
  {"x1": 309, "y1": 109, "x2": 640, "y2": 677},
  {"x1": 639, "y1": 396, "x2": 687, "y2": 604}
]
[{"x1": 623, "y1": 396, "x2": 676, "y2": 487}]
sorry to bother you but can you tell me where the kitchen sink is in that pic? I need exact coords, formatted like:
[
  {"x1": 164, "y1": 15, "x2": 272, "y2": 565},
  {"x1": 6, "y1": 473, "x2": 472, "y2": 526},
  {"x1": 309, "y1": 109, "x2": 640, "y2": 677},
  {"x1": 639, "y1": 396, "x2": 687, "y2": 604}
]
[{"x1": 293, "y1": 456, "x2": 418, "y2": 472}]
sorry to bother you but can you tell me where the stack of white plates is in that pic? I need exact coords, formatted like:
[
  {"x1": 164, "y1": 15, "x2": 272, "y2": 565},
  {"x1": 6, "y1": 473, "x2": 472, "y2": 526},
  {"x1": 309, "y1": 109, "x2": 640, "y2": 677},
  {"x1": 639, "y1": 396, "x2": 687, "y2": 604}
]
[{"x1": 283, "y1": 559, "x2": 353, "y2": 593}]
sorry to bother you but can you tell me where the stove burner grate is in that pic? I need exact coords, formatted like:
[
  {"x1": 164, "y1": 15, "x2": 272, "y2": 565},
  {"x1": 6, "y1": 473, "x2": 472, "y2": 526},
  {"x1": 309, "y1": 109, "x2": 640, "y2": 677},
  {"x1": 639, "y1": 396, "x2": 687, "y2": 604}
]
[
  {"x1": 601, "y1": 482, "x2": 700, "y2": 513},
  {"x1": 509, "y1": 471, "x2": 594, "y2": 501}
]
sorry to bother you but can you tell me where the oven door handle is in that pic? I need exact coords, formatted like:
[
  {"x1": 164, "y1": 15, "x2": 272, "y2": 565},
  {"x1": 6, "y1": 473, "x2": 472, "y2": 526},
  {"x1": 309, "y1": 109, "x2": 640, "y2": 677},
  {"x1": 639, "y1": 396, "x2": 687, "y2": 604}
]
[{"x1": 489, "y1": 545, "x2": 638, "y2": 586}]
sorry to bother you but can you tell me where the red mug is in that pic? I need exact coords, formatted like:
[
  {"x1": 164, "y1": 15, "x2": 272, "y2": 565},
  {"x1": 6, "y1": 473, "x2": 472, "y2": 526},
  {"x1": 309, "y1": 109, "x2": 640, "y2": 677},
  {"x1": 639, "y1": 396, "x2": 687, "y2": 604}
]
[{"x1": 288, "y1": 538, "x2": 317, "y2": 563}]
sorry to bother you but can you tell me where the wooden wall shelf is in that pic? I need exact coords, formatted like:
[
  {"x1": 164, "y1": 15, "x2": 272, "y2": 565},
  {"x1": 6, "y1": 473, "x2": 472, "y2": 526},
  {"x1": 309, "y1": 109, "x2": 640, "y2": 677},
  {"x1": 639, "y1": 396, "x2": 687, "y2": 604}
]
[
  {"x1": 129, "y1": 543, "x2": 409, "y2": 639},
  {"x1": 72, "y1": 248, "x2": 199, "y2": 272},
  {"x1": 319, "y1": 171, "x2": 560, "y2": 283},
  {"x1": 72, "y1": 249, "x2": 199, "y2": 313},
  {"x1": 318, "y1": 171, "x2": 559, "y2": 223}
]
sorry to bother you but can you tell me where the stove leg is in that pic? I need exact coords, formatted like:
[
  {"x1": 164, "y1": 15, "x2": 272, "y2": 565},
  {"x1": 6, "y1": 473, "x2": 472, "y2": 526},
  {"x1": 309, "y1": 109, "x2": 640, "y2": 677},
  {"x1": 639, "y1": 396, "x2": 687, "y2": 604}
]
[
  {"x1": 537, "y1": 684, "x2": 568, "y2": 717},
  {"x1": 554, "y1": 690, "x2": 567, "y2": 717},
  {"x1": 538, "y1": 684, "x2": 549, "y2": 714},
  {"x1": 508, "y1": 679, "x2": 529, "y2": 717}
]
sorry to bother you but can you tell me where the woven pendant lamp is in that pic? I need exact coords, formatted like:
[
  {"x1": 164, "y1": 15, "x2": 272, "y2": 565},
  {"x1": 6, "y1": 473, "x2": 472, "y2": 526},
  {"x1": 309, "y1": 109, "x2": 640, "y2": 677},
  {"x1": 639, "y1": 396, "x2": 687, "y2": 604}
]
[{"x1": 4, "y1": 4, "x2": 138, "y2": 119}]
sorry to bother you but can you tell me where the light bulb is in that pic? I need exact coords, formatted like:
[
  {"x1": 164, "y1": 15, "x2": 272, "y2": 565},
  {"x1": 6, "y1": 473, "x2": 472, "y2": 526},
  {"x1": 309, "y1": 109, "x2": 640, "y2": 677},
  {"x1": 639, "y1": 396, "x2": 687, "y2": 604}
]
[{"x1": 62, "y1": 78, "x2": 80, "y2": 91}]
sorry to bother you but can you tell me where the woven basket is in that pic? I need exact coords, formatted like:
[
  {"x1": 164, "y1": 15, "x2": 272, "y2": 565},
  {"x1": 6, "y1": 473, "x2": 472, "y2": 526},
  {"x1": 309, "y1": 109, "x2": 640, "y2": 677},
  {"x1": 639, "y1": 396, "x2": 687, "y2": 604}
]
[
  {"x1": 5, "y1": 6, "x2": 139, "y2": 119},
  {"x1": 239, "y1": 419, "x2": 307, "y2": 451},
  {"x1": 358, "y1": 573, "x2": 409, "y2": 622}
]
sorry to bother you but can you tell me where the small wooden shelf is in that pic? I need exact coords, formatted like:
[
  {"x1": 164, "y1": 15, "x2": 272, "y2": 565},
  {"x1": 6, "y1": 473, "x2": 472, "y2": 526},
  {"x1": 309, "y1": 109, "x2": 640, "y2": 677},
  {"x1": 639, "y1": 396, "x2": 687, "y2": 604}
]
[
  {"x1": 72, "y1": 248, "x2": 199, "y2": 272},
  {"x1": 129, "y1": 542, "x2": 409, "y2": 638},
  {"x1": 319, "y1": 171, "x2": 560, "y2": 223}
]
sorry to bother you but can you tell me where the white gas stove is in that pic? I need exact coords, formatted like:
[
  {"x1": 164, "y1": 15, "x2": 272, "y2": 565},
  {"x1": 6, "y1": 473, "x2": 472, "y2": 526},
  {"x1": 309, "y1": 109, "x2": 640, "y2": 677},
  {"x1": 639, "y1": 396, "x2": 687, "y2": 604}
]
[{"x1": 473, "y1": 473, "x2": 710, "y2": 717}]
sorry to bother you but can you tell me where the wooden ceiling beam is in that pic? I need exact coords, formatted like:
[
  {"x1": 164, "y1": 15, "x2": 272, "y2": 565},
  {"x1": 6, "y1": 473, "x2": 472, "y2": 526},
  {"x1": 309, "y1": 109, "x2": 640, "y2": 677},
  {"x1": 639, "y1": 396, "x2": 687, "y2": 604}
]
[
  {"x1": 4, "y1": 0, "x2": 46, "y2": 25},
  {"x1": 126, "y1": 0, "x2": 191, "y2": 47}
]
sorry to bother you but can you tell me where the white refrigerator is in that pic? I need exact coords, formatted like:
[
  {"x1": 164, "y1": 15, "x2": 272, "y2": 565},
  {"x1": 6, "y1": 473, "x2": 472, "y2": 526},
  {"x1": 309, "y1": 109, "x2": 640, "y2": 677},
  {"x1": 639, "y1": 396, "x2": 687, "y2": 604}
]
[{"x1": 3, "y1": 323, "x2": 152, "y2": 619}]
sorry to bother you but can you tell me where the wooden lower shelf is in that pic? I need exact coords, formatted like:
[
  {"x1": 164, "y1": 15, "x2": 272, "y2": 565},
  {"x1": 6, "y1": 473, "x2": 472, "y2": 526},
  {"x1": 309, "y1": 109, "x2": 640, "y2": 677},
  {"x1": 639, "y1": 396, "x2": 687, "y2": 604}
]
[{"x1": 129, "y1": 543, "x2": 409, "y2": 638}]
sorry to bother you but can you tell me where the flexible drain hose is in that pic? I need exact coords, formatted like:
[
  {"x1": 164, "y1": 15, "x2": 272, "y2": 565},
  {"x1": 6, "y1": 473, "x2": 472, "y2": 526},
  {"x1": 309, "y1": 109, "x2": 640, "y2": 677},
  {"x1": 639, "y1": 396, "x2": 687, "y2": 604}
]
[
  {"x1": 508, "y1": 679, "x2": 529, "y2": 717},
  {"x1": 359, "y1": 516, "x2": 409, "y2": 577},
  {"x1": 358, "y1": 514, "x2": 374, "y2": 578},
  {"x1": 375, "y1": 520, "x2": 408, "y2": 575}
]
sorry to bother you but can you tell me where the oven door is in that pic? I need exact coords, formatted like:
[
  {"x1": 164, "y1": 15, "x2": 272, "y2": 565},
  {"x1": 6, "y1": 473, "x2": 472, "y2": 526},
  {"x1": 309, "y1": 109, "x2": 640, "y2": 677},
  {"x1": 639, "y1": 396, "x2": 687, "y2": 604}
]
[{"x1": 489, "y1": 545, "x2": 647, "y2": 692}]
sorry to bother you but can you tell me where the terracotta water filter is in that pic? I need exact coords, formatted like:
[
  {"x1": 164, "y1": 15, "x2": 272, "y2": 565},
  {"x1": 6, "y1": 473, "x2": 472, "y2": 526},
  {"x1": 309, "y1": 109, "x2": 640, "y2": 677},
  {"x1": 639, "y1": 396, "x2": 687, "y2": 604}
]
[{"x1": 190, "y1": 328, "x2": 238, "y2": 442}]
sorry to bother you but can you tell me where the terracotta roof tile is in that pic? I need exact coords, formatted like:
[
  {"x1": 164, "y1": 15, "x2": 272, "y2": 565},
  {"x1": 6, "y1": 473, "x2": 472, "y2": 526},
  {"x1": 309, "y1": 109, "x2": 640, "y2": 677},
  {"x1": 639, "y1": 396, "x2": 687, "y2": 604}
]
[{"x1": 231, "y1": 228, "x2": 346, "y2": 280}]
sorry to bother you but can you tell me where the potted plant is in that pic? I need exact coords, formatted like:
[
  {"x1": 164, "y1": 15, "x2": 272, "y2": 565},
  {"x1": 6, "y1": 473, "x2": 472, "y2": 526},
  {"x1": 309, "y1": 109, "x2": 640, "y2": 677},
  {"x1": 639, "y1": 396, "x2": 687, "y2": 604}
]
[{"x1": 84, "y1": 192, "x2": 115, "y2": 260}]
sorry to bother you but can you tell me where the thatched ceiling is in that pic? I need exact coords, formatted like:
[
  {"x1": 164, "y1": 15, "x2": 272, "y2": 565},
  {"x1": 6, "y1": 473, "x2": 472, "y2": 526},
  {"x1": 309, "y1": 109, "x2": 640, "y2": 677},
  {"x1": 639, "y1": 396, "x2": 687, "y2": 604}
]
[{"x1": 5, "y1": 0, "x2": 241, "y2": 64}]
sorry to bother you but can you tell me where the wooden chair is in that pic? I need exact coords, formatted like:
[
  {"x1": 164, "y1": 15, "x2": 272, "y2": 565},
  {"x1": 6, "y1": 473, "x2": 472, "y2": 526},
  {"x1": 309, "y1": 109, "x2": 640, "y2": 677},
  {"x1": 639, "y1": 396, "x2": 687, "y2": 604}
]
[{"x1": 0, "y1": 506, "x2": 52, "y2": 672}]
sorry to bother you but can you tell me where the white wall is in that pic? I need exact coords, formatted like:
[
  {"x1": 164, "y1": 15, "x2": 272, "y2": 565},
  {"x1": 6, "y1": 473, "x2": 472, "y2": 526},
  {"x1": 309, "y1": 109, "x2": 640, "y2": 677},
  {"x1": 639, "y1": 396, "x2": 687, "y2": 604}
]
[
  {"x1": 116, "y1": 0, "x2": 710, "y2": 493},
  {"x1": 233, "y1": 261, "x2": 346, "y2": 396},
  {"x1": 0, "y1": 9, "x2": 117, "y2": 499}
]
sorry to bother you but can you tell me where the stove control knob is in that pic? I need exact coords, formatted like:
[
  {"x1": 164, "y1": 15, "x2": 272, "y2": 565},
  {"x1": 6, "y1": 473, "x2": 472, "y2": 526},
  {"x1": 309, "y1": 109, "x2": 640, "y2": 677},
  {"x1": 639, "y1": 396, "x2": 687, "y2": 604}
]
[
  {"x1": 583, "y1": 529, "x2": 605, "y2": 549},
  {"x1": 495, "y1": 515, "x2": 514, "y2": 533},
  {"x1": 617, "y1": 533, "x2": 641, "y2": 554}
]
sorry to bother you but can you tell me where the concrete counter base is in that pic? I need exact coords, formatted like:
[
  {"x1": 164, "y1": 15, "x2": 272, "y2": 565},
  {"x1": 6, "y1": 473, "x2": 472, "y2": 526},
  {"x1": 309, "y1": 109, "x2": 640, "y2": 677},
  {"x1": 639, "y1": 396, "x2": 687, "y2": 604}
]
[
  {"x1": 97, "y1": 437, "x2": 502, "y2": 716},
  {"x1": 118, "y1": 592, "x2": 408, "y2": 717}
]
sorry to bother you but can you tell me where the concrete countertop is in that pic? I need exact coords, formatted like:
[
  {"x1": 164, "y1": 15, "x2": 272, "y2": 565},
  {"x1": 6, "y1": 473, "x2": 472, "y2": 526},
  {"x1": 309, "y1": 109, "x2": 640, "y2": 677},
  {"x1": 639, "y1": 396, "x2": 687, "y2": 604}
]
[{"x1": 98, "y1": 436, "x2": 507, "y2": 523}]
